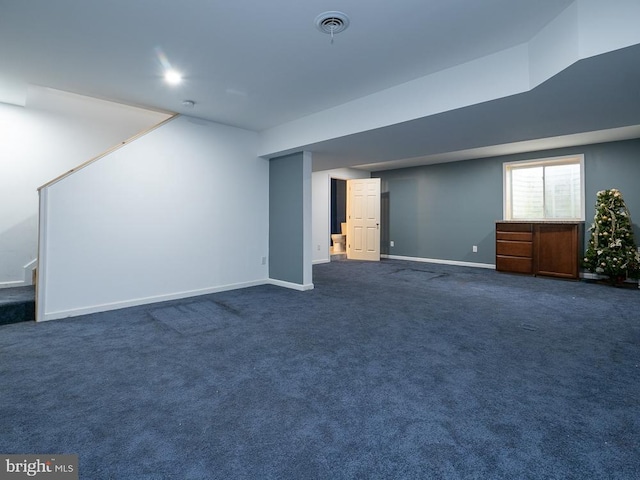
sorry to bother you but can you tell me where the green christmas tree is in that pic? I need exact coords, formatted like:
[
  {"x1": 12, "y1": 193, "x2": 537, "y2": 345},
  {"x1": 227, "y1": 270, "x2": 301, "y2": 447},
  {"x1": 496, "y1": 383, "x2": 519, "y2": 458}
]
[{"x1": 583, "y1": 188, "x2": 640, "y2": 282}]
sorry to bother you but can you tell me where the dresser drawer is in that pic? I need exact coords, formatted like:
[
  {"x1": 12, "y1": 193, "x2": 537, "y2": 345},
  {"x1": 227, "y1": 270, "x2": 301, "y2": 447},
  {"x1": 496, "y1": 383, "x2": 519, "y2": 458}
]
[
  {"x1": 496, "y1": 222, "x2": 532, "y2": 233},
  {"x1": 496, "y1": 231, "x2": 532, "y2": 242},
  {"x1": 496, "y1": 240, "x2": 532, "y2": 258},
  {"x1": 496, "y1": 255, "x2": 533, "y2": 274}
]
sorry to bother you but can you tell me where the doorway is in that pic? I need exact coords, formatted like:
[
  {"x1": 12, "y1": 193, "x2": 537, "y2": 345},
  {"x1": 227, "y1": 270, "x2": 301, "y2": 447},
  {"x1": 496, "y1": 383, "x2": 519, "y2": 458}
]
[
  {"x1": 346, "y1": 178, "x2": 381, "y2": 261},
  {"x1": 330, "y1": 178, "x2": 347, "y2": 256}
]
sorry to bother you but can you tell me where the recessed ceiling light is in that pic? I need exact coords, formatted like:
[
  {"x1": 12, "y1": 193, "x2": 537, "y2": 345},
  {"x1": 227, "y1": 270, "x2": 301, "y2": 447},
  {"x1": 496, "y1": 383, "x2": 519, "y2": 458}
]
[{"x1": 164, "y1": 70, "x2": 182, "y2": 85}]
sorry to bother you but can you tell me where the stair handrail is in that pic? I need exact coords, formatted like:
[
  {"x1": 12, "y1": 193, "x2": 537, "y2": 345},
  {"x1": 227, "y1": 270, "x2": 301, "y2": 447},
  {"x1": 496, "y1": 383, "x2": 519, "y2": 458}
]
[{"x1": 38, "y1": 113, "x2": 179, "y2": 191}]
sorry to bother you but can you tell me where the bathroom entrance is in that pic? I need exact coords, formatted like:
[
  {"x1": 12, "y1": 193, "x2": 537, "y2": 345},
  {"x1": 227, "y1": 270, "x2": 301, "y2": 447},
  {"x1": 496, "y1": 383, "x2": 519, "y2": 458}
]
[
  {"x1": 330, "y1": 178, "x2": 347, "y2": 256},
  {"x1": 346, "y1": 178, "x2": 381, "y2": 261}
]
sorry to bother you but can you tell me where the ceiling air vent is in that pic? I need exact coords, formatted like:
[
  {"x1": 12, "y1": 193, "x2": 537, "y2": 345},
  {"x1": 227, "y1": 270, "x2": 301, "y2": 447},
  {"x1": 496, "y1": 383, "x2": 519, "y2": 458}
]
[{"x1": 315, "y1": 11, "x2": 350, "y2": 43}]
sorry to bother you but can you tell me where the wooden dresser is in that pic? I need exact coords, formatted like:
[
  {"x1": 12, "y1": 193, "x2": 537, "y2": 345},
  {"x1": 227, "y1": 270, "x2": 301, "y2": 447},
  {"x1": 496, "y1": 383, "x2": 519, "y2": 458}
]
[{"x1": 496, "y1": 221, "x2": 583, "y2": 279}]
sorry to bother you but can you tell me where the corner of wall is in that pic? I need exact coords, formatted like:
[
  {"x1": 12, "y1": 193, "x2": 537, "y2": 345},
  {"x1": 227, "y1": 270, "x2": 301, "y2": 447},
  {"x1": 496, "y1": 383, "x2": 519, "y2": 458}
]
[{"x1": 528, "y1": 1, "x2": 579, "y2": 89}]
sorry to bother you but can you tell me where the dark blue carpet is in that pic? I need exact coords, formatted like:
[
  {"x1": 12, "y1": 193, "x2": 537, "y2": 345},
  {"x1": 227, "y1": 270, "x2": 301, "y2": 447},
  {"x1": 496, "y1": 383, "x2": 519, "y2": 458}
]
[
  {"x1": 1, "y1": 259, "x2": 638, "y2": 479},
  {"x1": 0, "y1": 286, "x2": 35, "y2": 325},
  {"x1": 149, "y1": 300, "x2": 240, "y2": 335}
]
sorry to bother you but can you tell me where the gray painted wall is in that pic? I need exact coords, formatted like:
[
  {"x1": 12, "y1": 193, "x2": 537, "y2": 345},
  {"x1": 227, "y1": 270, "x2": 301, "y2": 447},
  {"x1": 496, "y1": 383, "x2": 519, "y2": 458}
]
[
  {"x1": 375, "y1": 138, "x2": 640, "y2": 265},
  {"x1": 270, "y1": 153, "x2": 304, "y2": 284}
]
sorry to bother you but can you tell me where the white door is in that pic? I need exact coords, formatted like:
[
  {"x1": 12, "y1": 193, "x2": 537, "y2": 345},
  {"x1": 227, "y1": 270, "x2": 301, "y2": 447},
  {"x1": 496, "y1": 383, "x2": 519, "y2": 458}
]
[{"x1": 347, "y1": 178, "x2": 381, "y2": 261}]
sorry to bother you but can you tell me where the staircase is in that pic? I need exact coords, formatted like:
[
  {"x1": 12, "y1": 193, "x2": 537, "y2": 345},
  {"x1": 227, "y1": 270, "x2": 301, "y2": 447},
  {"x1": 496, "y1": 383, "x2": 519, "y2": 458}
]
[{"x1": 0, "y1": 286, "x2": 36, "y2": 325}]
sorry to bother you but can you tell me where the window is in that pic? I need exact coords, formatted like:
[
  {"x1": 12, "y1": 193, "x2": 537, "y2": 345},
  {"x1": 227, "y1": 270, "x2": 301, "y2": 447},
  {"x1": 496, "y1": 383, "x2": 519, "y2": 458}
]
[{"x1": 503, "y1": 155, "x2": 584, "y2": 221}]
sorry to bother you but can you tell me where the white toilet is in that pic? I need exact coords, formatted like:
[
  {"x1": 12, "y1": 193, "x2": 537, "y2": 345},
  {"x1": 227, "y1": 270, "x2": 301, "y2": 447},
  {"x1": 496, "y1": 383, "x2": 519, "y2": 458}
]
[{"x1": 331, "y1": 222, "x2": 347, "y2": 253}]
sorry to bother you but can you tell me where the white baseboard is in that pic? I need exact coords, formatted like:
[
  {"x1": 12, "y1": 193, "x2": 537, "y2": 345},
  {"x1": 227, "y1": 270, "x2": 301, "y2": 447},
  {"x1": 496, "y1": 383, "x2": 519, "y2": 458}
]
[
  {"x1": 581, "y1": 272, "x2": 601, "y2": 280},
  {"x1": 39, "y1": 279, "x2": 269, "y2": 322},
  {"x1": 383, "y1": 254, "x2": 496, "y2": 270},
  {"x1": 313, "y1": 258, "x2": 330, "y2": 265},
  {"x1": 0, "y1": 280, "x2": 26, "y2": 289},
  {"x1": 382, "y1": 257, "x2": 638, "y2": 287},
  {"x1": 267, "y1": 278, "x2": 314, "y2": 291}
]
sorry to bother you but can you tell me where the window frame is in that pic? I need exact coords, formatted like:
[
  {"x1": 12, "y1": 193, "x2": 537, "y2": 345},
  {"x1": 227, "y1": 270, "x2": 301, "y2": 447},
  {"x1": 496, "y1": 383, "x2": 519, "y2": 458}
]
[{"x1": 503, "y1": 154, "x2": 585, "y2": 221}]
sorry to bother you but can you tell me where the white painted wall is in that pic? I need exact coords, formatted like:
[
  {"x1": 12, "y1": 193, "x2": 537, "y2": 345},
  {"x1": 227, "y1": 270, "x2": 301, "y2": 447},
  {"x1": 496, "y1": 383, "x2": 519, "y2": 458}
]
[
  {"x1": 0, "y1": 88, "x2": 170, "y2": 287},
  {"x1": 312, "y1": 168, "x2": 370, "y2": 264},
  {"x1": 39, "y1": 115, "x2": 269, "y2": 321}
]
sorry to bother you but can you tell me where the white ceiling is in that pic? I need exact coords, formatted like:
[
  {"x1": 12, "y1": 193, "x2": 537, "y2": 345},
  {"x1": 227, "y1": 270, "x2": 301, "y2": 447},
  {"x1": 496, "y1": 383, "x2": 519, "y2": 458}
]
[{"x1": 2, "y1": 0, "x2": 640, "y2": 172}]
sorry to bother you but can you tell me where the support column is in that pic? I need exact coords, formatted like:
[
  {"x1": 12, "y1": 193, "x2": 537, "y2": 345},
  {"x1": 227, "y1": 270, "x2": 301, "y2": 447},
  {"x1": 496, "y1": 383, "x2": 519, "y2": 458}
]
[{"x1": 269, "y1": 151, "x2": 313, "y2": 290}]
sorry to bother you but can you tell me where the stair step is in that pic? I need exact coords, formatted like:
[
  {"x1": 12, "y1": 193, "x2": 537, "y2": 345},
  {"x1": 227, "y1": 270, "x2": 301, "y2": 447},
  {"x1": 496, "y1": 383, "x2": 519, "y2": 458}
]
[{"x1": 0, "y1": 286, "x2": 36, "y2": 325}]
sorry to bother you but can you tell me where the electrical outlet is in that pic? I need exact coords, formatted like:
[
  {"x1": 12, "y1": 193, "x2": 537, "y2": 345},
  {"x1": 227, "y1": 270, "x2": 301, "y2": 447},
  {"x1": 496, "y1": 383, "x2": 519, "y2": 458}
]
[
  {"x1": 390, "y1": 240, "x2": 395, "y2": 247},
  {"x1": 317, "y1": 244, "x2": 321, "y2": 251},
  {"x1": 472, "y1": 245, "x2": 478, "y2": 253},
  {"x1": 261, "y1": 256, "x2": 267, "y2": 265}
]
